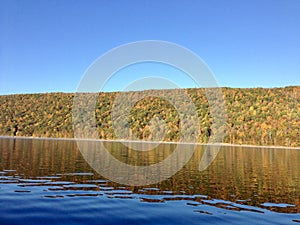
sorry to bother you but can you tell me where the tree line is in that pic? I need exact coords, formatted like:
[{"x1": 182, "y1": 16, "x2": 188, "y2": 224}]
[{"x1": 0, "y1": 86, "x2": 299, "y2": 147}]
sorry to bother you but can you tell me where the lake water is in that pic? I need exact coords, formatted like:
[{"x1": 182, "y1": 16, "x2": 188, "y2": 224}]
[{"x1": 0, "y1": 137, "x2": 299, "y2": 224}]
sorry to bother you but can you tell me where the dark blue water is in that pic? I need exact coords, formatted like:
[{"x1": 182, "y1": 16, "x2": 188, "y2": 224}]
[{"x1": 0, "y1": 137, "x2": 299, "y2": 224}]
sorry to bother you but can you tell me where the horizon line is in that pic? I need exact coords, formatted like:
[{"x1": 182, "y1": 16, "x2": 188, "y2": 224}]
[{"x1": 1, "y1": 85, "x2": 299, "y2": 96}]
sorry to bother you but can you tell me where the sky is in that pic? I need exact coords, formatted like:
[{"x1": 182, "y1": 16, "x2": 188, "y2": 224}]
[{"x1": 0, "y1": 0, "x2": 299, "y2": 95}]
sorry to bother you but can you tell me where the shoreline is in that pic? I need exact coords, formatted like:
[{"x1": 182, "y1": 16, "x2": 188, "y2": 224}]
[{"x1": 0, "y1": 135, "x2": 299, "y2": 150}]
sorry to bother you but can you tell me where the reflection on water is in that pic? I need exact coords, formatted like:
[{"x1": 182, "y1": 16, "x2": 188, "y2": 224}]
[{"x1": 0, "y1": 137, "x2": 299, "y2": 224}]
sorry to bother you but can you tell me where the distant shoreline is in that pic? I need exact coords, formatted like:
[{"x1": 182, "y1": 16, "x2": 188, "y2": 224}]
[
  {"x1": 1, "y1": 135, "x2": 299, "y2": 150},
  {"x1": 1, "y1": 87, "x2": 299, "y2": 147}
]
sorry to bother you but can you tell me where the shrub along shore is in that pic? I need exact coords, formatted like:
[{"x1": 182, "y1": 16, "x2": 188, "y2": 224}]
[{"x1": 0, "y1": 86, "x2": 299, "y2": 147}]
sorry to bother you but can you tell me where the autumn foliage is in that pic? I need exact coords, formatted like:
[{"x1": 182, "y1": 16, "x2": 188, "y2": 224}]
[{"x1": 0, "y1": 86, "x2": 299, "y2": 147}]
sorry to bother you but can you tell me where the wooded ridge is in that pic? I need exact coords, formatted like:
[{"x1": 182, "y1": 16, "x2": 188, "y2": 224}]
[{"x1": 0, "y1": 86, "x2": 299, "y2": 147}]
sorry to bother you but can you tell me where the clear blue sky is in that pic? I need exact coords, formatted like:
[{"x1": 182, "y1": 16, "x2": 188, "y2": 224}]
[{"x1": 0, "y1": 0, "x2": 299, "y2": 95}]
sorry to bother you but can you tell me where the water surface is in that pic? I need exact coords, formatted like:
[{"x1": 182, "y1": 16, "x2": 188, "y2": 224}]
[{"x1": 0, "y1": 137, "x2": 299, "y2": 224}]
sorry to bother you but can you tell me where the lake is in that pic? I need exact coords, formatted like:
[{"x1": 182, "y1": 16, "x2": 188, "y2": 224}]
[{"x1": 0, "y1": 137, "x2": 299, "y2": 224}]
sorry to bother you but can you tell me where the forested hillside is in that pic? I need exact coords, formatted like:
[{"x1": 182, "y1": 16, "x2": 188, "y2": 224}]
[{"x1": 0, "y1": 87, "x2": 299, "y2": 147}]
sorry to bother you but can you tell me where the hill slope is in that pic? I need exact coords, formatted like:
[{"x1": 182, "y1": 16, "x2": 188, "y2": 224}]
[{"x1": 0, "y1": 87, "x2": 299, "y2": 147}]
